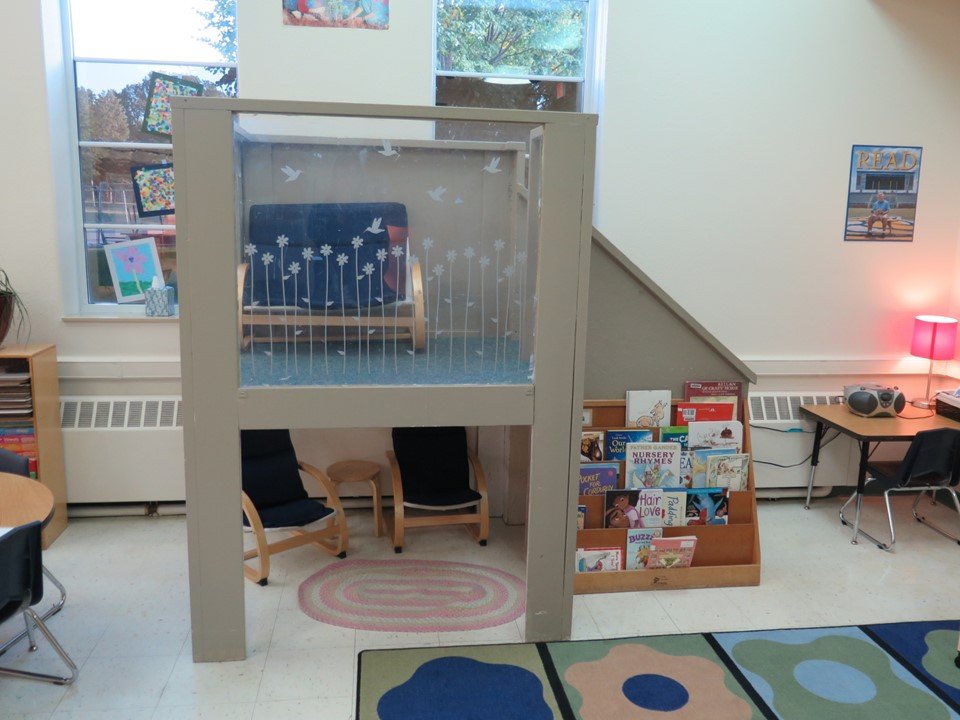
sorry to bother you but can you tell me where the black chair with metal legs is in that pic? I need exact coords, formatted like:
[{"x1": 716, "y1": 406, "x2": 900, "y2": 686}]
[
  {"x1": 0, "y1": 448, "x2": 67, "y2": 659},
  {"x1": 839, "y1": 428, "x2": 960, "y2": 551},
  {"x1": 0, "y1": 522, "x2": 77, "y2": 685}
]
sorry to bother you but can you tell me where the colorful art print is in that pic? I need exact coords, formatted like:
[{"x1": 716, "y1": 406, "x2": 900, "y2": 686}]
[
  {"x1": 687, "y1": 420, "x2": 743, "y2": 452},
  {"x1": 843, "y1": 145, "x2": 922, "y2": 242},
  {"x1": 706, "y1": 453, "x2": 750, "y2": 491},
  {"x1": 626, "y1": 527, "x2": 663, "y2": 570},
  {"x1": 576, "y1": 547, "x2": 623, "y2": 573},
  {"x1": 142, "y1": 72, "x2": 203, "y2": 137},
  {"x1": 578, "y1": 462, "x2": 619, "y2": 496},
  {"x1": 282, "y1": 0, "x2": 389, "y2": 29},
  {"x1": 691, "y1": 447, "x2": 736, "y2": 488},
  {"x1": 674, "y1": 402, "x2": 735, "y2": 426},
  {"x1": 647, "y1": 536, "x2": 697, "y2": 569},
  {"x1": 624, "y1": 442, "x2": 680, "y2": 490},
  {"x1": 604, "y1": 429, "x2": 654, "y2": 461},
  {"x1": 580, "y1": 431, "x2": 604, "y2": 462},
  {"x1": 130, "y1": 163, "x2": 175, "y2": 217},
  {"x1": 576, "y1": 505, "x2": 587, "y2": 531},
  {"x1": 103, "y1": 237, "x2": 164, "y2": 303},
  {"x1": 684, "y1": 488, "x2": 729, "y2": 526},
  {"x1": 625, "y1": 390, "x2": 672, "y2": 428}
]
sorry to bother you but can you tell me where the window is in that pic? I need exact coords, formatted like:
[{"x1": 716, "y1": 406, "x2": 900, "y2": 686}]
[
  {"x1": 435, "y1": 0, "x2": 589, "y2": 114},
  {"x1": 66, "y1": 0, "x2": 237, "y2": 308}
]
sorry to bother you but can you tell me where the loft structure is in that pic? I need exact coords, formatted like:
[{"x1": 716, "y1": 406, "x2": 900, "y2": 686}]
[{"x1": 172, "y1": 98, "x2": 597, "y2": 661}]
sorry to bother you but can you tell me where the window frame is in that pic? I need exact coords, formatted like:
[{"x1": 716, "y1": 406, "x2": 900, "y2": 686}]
[{"x1": 59, "y1": 0, "x2": 237, "y2": 316}]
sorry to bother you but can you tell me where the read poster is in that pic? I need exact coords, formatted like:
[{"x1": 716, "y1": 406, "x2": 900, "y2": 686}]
[{"x1": 843, "y1": 144, "x2": 922, "y2": 242}]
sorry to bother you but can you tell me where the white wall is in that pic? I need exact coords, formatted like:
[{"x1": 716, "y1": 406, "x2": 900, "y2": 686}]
[{"x1": 596, "y1": 0, "x2": 960, "y2": 379}]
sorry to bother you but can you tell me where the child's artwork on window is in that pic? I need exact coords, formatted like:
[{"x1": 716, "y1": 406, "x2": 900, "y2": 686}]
[
  {"x1": 130, "y1": 163, "x2": 175, "y2": 217},
  {"x1": 142, "y1": 72, "x2": 204, "y2": 137},
  {"x1": 104, "y1": 237, "x2": 164, "y2": 303},
  {"x1": 282, "y1": 0, "x2": 389, "y2": 29}
]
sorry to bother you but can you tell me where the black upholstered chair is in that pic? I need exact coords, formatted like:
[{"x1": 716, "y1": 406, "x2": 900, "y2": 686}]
[
  {"x1": 0, "y1": 447, "x2": 29, "y2": 476},
  {"x1": 0, "y1": 522, "x2": 77, "y2": 685},
  {"x1": 386, "y1": 426, "x2": 489, "y2": 553},
  {"x1": 841, "y1": 428, "x2": 960, "y2": 550},
  {"x1": 241, "y1": 430, "x2": 347, "y2": 585}
]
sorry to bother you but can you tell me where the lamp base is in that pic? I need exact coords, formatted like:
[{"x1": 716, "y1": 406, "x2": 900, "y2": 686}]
[{"x1": 911, "y1": 398, "x2": 933, "y2": 409}]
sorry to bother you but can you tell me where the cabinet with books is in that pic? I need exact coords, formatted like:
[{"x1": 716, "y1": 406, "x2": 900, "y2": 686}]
[
  {"x1": 0, "y1": 345, "x2": 67, "y2": 547},
  {"x1": 575, "y1": 388, "x2": 760, "y2": 593}
]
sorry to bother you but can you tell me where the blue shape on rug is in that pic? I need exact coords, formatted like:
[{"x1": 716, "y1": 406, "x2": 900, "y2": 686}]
[
  {"x1": 622, "y1": 673, "x2": 690, "y2": 711},
  {"x1": 865, "y1": 620, "x2": 960, "y2": 706},
  {"x1": 377, "y1": 656, "x2": 553, "y2": 720},
  {"x1": 793, "y1": 659, "x2": 877, "y2": 704}
]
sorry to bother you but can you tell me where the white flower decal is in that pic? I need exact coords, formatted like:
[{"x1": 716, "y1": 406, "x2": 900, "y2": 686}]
[
  {"x1": 336, "y1": 253, "x2": 348, "y2": 267},
  {"x1": 391, "y1": 245, "x2": 405, "y2": 258},
  {"x1": 262, "y1": 252, "x2": 274, "y2": 266},
  {"x1": 351, "y1": 236, "x2": 364, "y2": 250},
  {"x1": 302, "y1": 247, "x2": 314, "y2": 261},
  {"x1": 433, "y1": 264, "x2": 445, "y2": 277},
  {"x1": 422, "y1": 237, "x2": 434, "y2": 251},
  {"x1": 288, "y1": 262, "x2": 300, "y2": 275},
  {"x1": 319, "y1": 244, "x2": 333, "y2": 258},
  {"x1": 479, "y1": 256, "x2": 491, "y2": 268},
  {"x1": 244, "y1": 243, "x2": 258, "y2": 257},
  {"x1": 363, "y1": 262, "x2": 375, "y2": 276},
  {"x1": 464, "y1": 247, "x2": 476, "y2": 260},
  {"x1": 376, "y1": 248, "x2": 388, "y2": 262},
  {"x1": 503, "y1": 265, "x2": 515, "y2": 278},
  {"x1": 276, "y1": 235, "x2": 289, "y2": 248},
  {"x1": 446, "y1": 249, "x2": 458, "y2": 263},
  {"x1": 494, "y1": 239, "x2": 506, "y2": 251}
]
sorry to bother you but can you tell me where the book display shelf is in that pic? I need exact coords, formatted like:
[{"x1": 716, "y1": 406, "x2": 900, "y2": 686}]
[
  {"x1": 574, "y1": 398, "x2": 760, "y2": 593},
  {"x1": 0, "y1": 344, "x2": 67, "y2": 547}
]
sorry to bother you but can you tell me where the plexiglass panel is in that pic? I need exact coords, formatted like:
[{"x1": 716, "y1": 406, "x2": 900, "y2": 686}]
[{"x1": 235, "y1": 114, "x2": 543, "y2": 388}]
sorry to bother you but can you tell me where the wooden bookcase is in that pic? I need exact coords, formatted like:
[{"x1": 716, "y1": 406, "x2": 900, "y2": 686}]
[
  {"x1": 574, "y1": 398, "x2": 760, "y2": 593},
  {"x1": 0, "y1": 344, "x2": 67, "y2": 547}
]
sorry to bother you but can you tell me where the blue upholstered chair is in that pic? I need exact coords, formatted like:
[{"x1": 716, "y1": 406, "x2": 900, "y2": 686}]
[
  {"x1": 0, "y1": 447, "x2": 28, "y2": 476},
  {"x1": 0, "y1": 522, "x2": 77, "y2": 685},
  {"x1": 386, "y1": 427, "x2": 489, "y2": 553},
  {"x1": 241, "y1": 430, "x2": 348, "y2": 585}
]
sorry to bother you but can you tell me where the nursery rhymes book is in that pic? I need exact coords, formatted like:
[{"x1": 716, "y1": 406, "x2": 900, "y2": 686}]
[
  {"x1": 605, "y1": 429, "x2": 655, "y2": 461},
  {"x1": 691, "y1": 447, "x2": 736, "y2": 488},
  {"x1": 687, "y1": 420, "x2": 743, "y2": 452},
  {"x1": 626, "y1": 527, "x2": 664, "y2": 570},
  {"x1": 579, "y1": 462, "x2": 620, "y2": 496},
  {"x1": 662, "y1": 490, "x2": 687, "y2": 527},
  {"x1": 706, "y1": 453, "x2": 750, "y2": 491},
  {"x1": 647, "y1": 536, "x2": 698, "y2": 569},
  {"x1": 576, "y1": 547, "x2": 623, "y2": 572},
  {"x1": 624, "y1": 442, "x2": 681, "y2": 489},
  {"x1": 625, "y1": 390, "x2": 672, "y2": 429},
  {"x1": 684, "y1": 488, "x2": 729, "y2": 525},
  {"x1": 674, "y1": 402, "x2": 735, "y2": 426},
  {"x1": 580, "y1": 430, "x2": 605, "y2": 462}
]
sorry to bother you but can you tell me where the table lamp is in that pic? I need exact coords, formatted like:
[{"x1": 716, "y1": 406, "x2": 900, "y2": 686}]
[{"x1": 910, "y1": 314, "x2": 958, "y2": 408}]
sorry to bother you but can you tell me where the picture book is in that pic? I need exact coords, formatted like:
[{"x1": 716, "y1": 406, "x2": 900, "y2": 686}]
[
  {"x1": 626, "y1": 527, "x2": 664, "y2": 570},
  {"x1": 603, "y1": 489, "x2": 641, "y2": 528},
  {"x1": 625, "y1": 390, "x2": 672, "y2": 429},
  {"x1": 684, "y1": 380, "x2": 744, "y2": 420},
  {"x1": 579, "y1": 462, "x2": 619, "y2": 496},
  {"x1": 604, "y1": 429, "x2": 655, "y2": 461},
  {"x1": 624, "y1": 442, "x2": 681, "y2": 489},
  {"x1": 706, "y1": 453, "x2": 750, "y2": 491},
  {"x1": 647, "y1": 536, "x2": 698, "y2": 569},
  {"x1": 636, "y1": 489, "x2": 664, "y2": 528},
  {"x1": 691, "y1": 447, "x2": 736, "y2": 488},
  {"x1": 577, "y1": 504, "x2": 587, "y2": 531},
  {"x1": 580, "y1": 430, "x2": 605, "y2": 462},
  {"x1": 662, "y1": 490, "x2": 687, "y2": 527},
  {"x1": 678, "y1": 450, "x2": 694, "y2": 488},
  {"x1": 684, "y1": 488, "x2": 729, "y2": 525},
  {"x1": 687, "y1": 420, "x2": 743, "y2": 452},
  {"x1": 576, "y1": 546, "x2": 623, "y2": 573},
  {"x1": 674, "y1": 402, "x2": 735, "y2": 426},
  {"x1": 659, "y1": 426, "x2": 688, "y2": 449}
]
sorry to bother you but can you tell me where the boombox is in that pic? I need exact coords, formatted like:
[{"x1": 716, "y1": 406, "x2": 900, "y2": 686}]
[{"x1": 843, "y1": 383, "x2": 906, "y2": 417}]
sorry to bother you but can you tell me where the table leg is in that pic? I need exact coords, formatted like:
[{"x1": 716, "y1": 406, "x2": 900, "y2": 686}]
[
  {"x1": 804, "y1": 421, "x2": 826, "y2": 509},
  {"x1": 0, "y1": 565, "x2": 66, "y2": 657}
]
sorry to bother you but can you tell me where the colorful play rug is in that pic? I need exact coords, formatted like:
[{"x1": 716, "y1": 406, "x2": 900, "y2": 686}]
[
  {"x1": 357, "y1": 620, "x2": 960, "y2": 719},
  {"x1": 298, "y1": 558, "x2": 525, "y2": 632}
]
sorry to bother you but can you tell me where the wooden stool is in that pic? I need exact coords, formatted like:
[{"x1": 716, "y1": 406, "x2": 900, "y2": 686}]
[{"x1": 325, "y1": 460, "x2": 385, "y2": 537}]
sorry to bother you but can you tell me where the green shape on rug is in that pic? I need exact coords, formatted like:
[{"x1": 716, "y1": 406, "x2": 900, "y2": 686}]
[{"x1": 922, "y1": 629, "x2": 960, "y2": 690}]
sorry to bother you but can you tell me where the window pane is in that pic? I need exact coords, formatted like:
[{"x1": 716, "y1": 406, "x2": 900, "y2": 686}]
[
  {"x1": 79, "y1": 147, "x2": 174, "y2": 225},
  {"x1": 436, "y1": 0, "x2": 587, "y2": 78},
  {"x1": 76, "y1": 62, "x2": 236, "y2": 143},
  {"x1": 436, "y1": 76, "x2": 580, "y2": 112},
  {"x1": 84, "y1": 230, "x2": 177, "y2": 305},
  {"x1": 70, "y1": 0, "x2": 236, "y2": 63}
]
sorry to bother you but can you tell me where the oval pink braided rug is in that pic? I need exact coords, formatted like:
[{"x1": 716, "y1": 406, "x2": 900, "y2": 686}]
[{"x1": 298, "y1": 558, "x2": 526, "y2": 632}]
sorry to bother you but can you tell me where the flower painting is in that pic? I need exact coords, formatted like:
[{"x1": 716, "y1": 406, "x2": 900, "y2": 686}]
[
  {"x1": 130, "y1": 163, "x2": 176, "y2": 217},
  {"x1": 104, "y1": 238, "x2": 163, "y2": 303},
  {"x1": 282, "y1": 0, "x2": 389, "y2": 29},
  {"x1": 142, "y1": 72, "x2": 204, "y2": 137}
]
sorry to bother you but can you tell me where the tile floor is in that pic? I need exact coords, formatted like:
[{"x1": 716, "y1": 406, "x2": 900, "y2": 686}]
[{"x1": 1, "y1": 493, "x2": 959, "y2": 719}]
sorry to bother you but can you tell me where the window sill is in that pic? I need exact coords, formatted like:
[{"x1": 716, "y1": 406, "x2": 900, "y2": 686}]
[{"x1": 61, "y1": 315, "x2": 179, "y2": 323}]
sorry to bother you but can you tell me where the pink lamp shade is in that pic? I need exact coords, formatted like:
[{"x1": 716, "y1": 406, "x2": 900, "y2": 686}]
[{"x1": 910, "y1": 315, "x2": 958, "y2": 360}]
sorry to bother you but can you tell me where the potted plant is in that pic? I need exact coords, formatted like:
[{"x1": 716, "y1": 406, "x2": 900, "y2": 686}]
[{"x1": 0, "y1": 269, "x2": 30, "y2": 347}]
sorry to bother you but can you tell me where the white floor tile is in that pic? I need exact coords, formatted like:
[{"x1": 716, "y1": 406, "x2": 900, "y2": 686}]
[
  {"x1": 51, "y1": 710, "x2": 155, "y2": 720},
  {"x1": 252, "y1": 696, "x2": 353, "y2": 720},
  {"x1": 354, "y1": 630, "x2": 440, "y2": 651},
  {"x1": 151, "y1": 703, "x2": 255, "y2": 720},
  {"x1": 582, "y1": 591, "x2": 679, "y2": 638},
  {"x1": 157, "y1": 654, "x2": 266, "y2": 708},
  {"x1": 257, "y1": 647, "x2": 356, "y2": 702},
  {"x1": 269, "y1": 610, "x2": 355, "y2": 651},
  {"x1": 0, "y1": 713, "x2": 54, "y2": 720},
  {"x1": 55, "y1": 656, "x2": 177, "y2": 712}
]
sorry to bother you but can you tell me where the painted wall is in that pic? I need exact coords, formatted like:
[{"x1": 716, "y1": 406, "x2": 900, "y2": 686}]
[{"x1": 595, "y1": 0, "x2": 960, "y2": 377}]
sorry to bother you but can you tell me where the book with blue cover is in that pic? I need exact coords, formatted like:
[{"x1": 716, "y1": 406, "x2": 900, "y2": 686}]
[
  {"x1": 626, "y1": 527, "x2": 664, "y2": 569},
  {"x1": 605, "y1": 429, "x2": 654, "y2": 461},
  {"x1": 684, "y1": 488, "x2": 729, "y2": 525},
  {"x1": 579, "y1": 462, "x2": 620, "y2": 496},
  {"x1": 691, "y1": 447, "x2": 736, "y2": 488}
]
